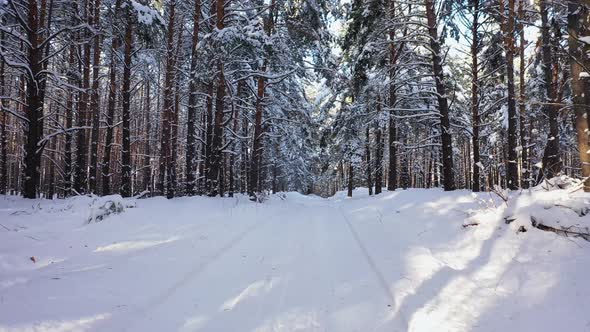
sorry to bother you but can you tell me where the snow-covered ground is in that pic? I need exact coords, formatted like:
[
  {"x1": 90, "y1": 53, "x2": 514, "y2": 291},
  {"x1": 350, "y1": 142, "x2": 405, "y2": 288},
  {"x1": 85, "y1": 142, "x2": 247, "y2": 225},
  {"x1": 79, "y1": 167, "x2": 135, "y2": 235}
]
[{"x1": 1, "y1": 186, "x2": 589, "y2": 332}]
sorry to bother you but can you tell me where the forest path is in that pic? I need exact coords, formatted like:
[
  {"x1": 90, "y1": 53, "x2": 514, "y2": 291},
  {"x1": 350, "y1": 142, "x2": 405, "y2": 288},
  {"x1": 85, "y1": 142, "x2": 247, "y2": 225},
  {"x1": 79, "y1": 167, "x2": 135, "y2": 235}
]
[
  {"x1": 2, "y1": 190, "x2": 589, "y2": 332},
  {"x1": 109, "y1": 198, "x2": 407, "y2": 332}
]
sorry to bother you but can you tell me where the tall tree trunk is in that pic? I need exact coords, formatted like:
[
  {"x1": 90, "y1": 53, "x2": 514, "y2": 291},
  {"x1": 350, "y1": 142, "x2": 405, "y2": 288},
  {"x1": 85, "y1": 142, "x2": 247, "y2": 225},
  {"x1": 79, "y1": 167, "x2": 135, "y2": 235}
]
[
  {"x1": 0, "y1": 36, "x2": 8, "y2": 195},
  {"x1": 166, "y1": 20, "x2": 183, "y2": 199},
  {"x1": 209, "y1": 0, "x2": 225, "y2": 196},
  {"x1": 159, "y1": 0, "x2": 176, "y2": 197},
  {"x1": 425, "y1": 0, "x2": 455, "y2": 191},
  {"x1": 169, "y1": 74, "x2": 180, "y2": 198},
  {"x1": 120, "y1": 12, "x2": 134, "y2": 197},
  {"x1": 22, "y1": 0, "x2": 47, "y2": 198},
  {"x1": 249, "y1": 73, "x2": 264, "y2": 198},
  {"x1": 499, "y1": 0, "x2": 519, "y2": 189},
  {"x1": 64, "y1": 44, "x2": 76, "y2": 196},
  {"x1": 387, "y1": 0, "x2": 397, "y2": 191},
  {"x1": 229, "y1": 81, "x2": 243, "y2": 198},
  {"x1": 209, "y1": 64, "x2": 225, "y2": 197},
  {"x1": 88, "y1": 0, "x2": 102, "y2": 193},
  {"x1": 203, "y1": 83, "x2": 214, "y2": 193},
  {"x1": 47, "y1": 134, "x2": 55, "y2": 198},
  {"x1": 347, "y1": 162, "x2": 353, "y2": 197},
  {"x1": 74, "y1": 0, "x2": 92, "y2": 195},
  {"x1": 375, "y1": 125, "x2": 383, "y2": 194},
  {"x1": 539, "y1": 0, "x2": 561, "y2": 179},
  {"x1": 185, "y1": 0, "x2": 201, "y2": 196},
  {"x1": 518, "y1": 0, "x2": 529, "y2": 188},
  {"x1": 101, "y1": 0, "x2": 121, "y2": 195},
  {"x1": 143, "y1": 79, "x2": 152, "y2": 193},
  {"x1": 366, "y1": 125, "x2": 372, "y2": 195},
  {"x1": 249, "y1": 0, "x2": 275, "y2": 199},
  {"x1": 471, "y1": 0, "x2": 481, "y2": 192},
  {"x1": 568, "y1": 0, "x2": 590, "y2": 191},
  {"x1": 241, "y1": 92, "x2": 249, "y2": 194}
]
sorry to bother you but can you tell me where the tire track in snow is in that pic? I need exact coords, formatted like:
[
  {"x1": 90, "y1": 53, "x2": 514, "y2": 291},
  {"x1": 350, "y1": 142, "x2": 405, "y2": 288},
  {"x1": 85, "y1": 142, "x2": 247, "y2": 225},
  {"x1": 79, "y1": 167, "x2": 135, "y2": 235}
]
[
  {"x1": 115, "y1": 213, "x2": 273, "y2": 332},
  {"x1": 337, "y1": 206, "x2": 409, "y2": 330}
]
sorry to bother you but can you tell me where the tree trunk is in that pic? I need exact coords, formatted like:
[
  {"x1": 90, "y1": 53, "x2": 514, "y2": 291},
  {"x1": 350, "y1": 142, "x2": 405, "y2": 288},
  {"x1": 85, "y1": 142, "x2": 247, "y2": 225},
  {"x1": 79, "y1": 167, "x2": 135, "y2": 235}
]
[
  {"x1": 499, "y1": 0, "x2": 519, "y2": 189},
  {"x1": 425, "y1": 0, "x2": 455, "y2": 191},
  {"x1": 203, "y1": 83, "x2": 214, "y2": 193},
  {"x1": 518, "y1": 0, "x2": 529, "y2": 188},
  {"x1": 185, "y1": 0, "x2": 201, "y2": 196},
  {"x1": 347, "y1": 162, "x2": 353, "y2": 197},
  {"x1": 241, "y1": 91, "x2": 249, "y2": 194},
  {"x1": 568, "y1": 0, "x2": 590, "y2": 191},
  {"x1": 387, "y1": 0, "x2": 397, "y2": 191},
  {"x1": 74, "y1": 0, "x2": 92, "y2": 195},
  {"x1": 143, "y1": 79, "x2": 152, "y2": 193},
  {"x1": 0, "y1": 40, "x2": 8, "y2": 195},
  {"x1": 540, "y1": 0, "x2": 561, "y2": 179},
  {"x1": 229, "y1": 81, "x2": 243, "y2": 198},
  {"x1": 22, "y1": 0, "x2": 47, "y2": 198},
  {"x1": 101, "y1": 0, "x2": 121, "y2": 195},
  {"x1": 366, "y1": 125, "x2": 372, "y2": 195},
  {"x1": 64, "y1": 44, "x2": 76, "y2": 196},
  {"x1": 88, "y1": 0, "x2": 102, "y2": 193},
  {"x1": 120, "y1": 12, "x2": 134, "y2": 197},
  {"x1": 471, "y1": 0, "x2": 481, "y2": 192},
  {"x1": 166, "y1": 20, "x2": 183, "y2": 199},
  {"x1": 159, "y1": 0, "x2": 176, "y2": 197},
  {"x1": 249, "y1": 0, "x2": 275, "y2": 199},
  {"x1": 375, "y1": 126, "x2": 383, "y2": 194},
  {"x1": 209, "y1": 65, "x2": 225, "y2": 196}
]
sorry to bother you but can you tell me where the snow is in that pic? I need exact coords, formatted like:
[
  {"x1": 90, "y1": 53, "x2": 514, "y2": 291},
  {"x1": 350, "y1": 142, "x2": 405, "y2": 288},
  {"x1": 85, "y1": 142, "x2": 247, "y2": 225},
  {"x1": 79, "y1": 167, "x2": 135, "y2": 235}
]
[
  {"x1": 579, "y1": 36, "x2": 590, "y2": 45},
  {"x1": 1, "y1": 187, "x2": 589, "y2": 332},
  {"x1": 130, "y1": 1, "x2": 162, "y2": 26},
  {"x1": 580, "y1": 72, "x2": 590, "y2": 79}
]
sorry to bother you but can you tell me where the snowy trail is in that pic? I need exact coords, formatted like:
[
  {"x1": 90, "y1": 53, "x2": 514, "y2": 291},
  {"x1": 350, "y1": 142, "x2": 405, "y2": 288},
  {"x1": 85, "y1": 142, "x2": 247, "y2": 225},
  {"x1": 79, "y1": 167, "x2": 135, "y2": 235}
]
[
  {"x1": 1, "y1": 189, "x2": 590, "y2": 332},
  {"x1": 111, "y1": 199, "x2": 406, "y2": 332}
]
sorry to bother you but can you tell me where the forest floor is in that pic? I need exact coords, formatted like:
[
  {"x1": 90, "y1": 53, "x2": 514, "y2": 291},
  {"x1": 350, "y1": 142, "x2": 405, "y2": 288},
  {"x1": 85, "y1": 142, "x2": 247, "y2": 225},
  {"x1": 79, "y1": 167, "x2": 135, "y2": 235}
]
[{"x1": 1, "y1": 184, "x2": 590, "y2": 332}]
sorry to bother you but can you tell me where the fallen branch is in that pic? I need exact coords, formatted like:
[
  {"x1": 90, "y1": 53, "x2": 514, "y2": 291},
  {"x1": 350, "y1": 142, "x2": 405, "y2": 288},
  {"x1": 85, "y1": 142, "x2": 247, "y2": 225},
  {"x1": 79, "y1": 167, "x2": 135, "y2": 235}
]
[
  {"x1": 531, "y1": 216, "x2": 590, "y2": 242},
  {"x1": 462, "y1": 222, "x2": 479, "y2": 228}
]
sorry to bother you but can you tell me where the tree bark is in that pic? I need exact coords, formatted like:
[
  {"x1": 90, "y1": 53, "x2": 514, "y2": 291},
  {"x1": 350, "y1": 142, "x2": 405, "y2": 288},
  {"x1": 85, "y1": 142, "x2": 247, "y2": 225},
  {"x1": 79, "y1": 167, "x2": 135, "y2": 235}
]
[
  {"x1": 158, "y1": 0, "x2": 176, "y2": 197},
  {"x1": 203, "y1": 83, "x2": 213, "y2": 193},
  {"x1": 88, "y1": 0, "x2": 102, "y2": 193},
  {"x1": 375, "y1": 126, "x2": 383, "y2": 194},
  {"x1": 0, "y1": 31, "x2": 8, "y2": 195},
  {"x1": 387, "y1": 0, "x2": 398, "y2": 191},
  {"x1": 366, "y1": 125, "x2": 372, "y2": 195},
  {"x1": 64, "y1": 44, "x2": 76, "y2": 196},
  {"x1": 347, "y1": 162, "x2": 353, "y2": 197},
  {"x1": 471, "y1": 0, "x2": 481, "y2": 192},
  {"x1": 540, "y1": 0, "x2": 561, "y2": 179},
  {"x1": 120, "y1": 11, "x2": 134, "y2": 197},
  {"x1": 425, "y1": 0, "x2": 455, "y2": 191},
  {"x1": 74, "y1": 0, "x2": 92, "y2": 195},
  {"x1": 167, "y1": 24, "x2": 183, "y2": 198},
  {"x1": 185, "y1": 0, "x2": 201, "y2": 196},
  {"x1": 22, "y1": 0, "x2": 47, "y2": 198},
  {"x1": 249, "y1": 0, "x2": 275, "y2": 199},
  {"x1": 568, "y1": 0, "x2": 590, "y2": 191},
  {"x1": 143, "y1": 79, "x2": 152, "y2": 193},
  {"x1": 101, "y1": 0, "x2": 121, "y2": 195},
  {"x1": 208, "y1": 68, "x2": 225, "y2": 196},
  {"x1": 518, "y1": 0, "x2": 529, "y2": 188},
  {"x1": 499, "y1": 0, "x2": 519, "y2": 189}
]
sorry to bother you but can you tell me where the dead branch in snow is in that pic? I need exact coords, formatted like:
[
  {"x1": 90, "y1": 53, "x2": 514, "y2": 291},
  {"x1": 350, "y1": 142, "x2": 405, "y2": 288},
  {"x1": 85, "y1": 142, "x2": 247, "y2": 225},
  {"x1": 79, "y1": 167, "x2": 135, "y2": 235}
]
[{"x1": 531, "y1": 216, "x2": 590, "y2": 242}]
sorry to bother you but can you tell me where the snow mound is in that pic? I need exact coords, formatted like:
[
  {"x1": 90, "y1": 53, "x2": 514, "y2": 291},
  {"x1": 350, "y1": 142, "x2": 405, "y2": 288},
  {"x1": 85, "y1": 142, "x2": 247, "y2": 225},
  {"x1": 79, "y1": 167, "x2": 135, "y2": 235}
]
[
  {"x1": 87, "y1": 195, "x2": 133, "y2": 224},
  {"x1": 499, "y1": 180, "x2": 590, "y2": 241}
]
